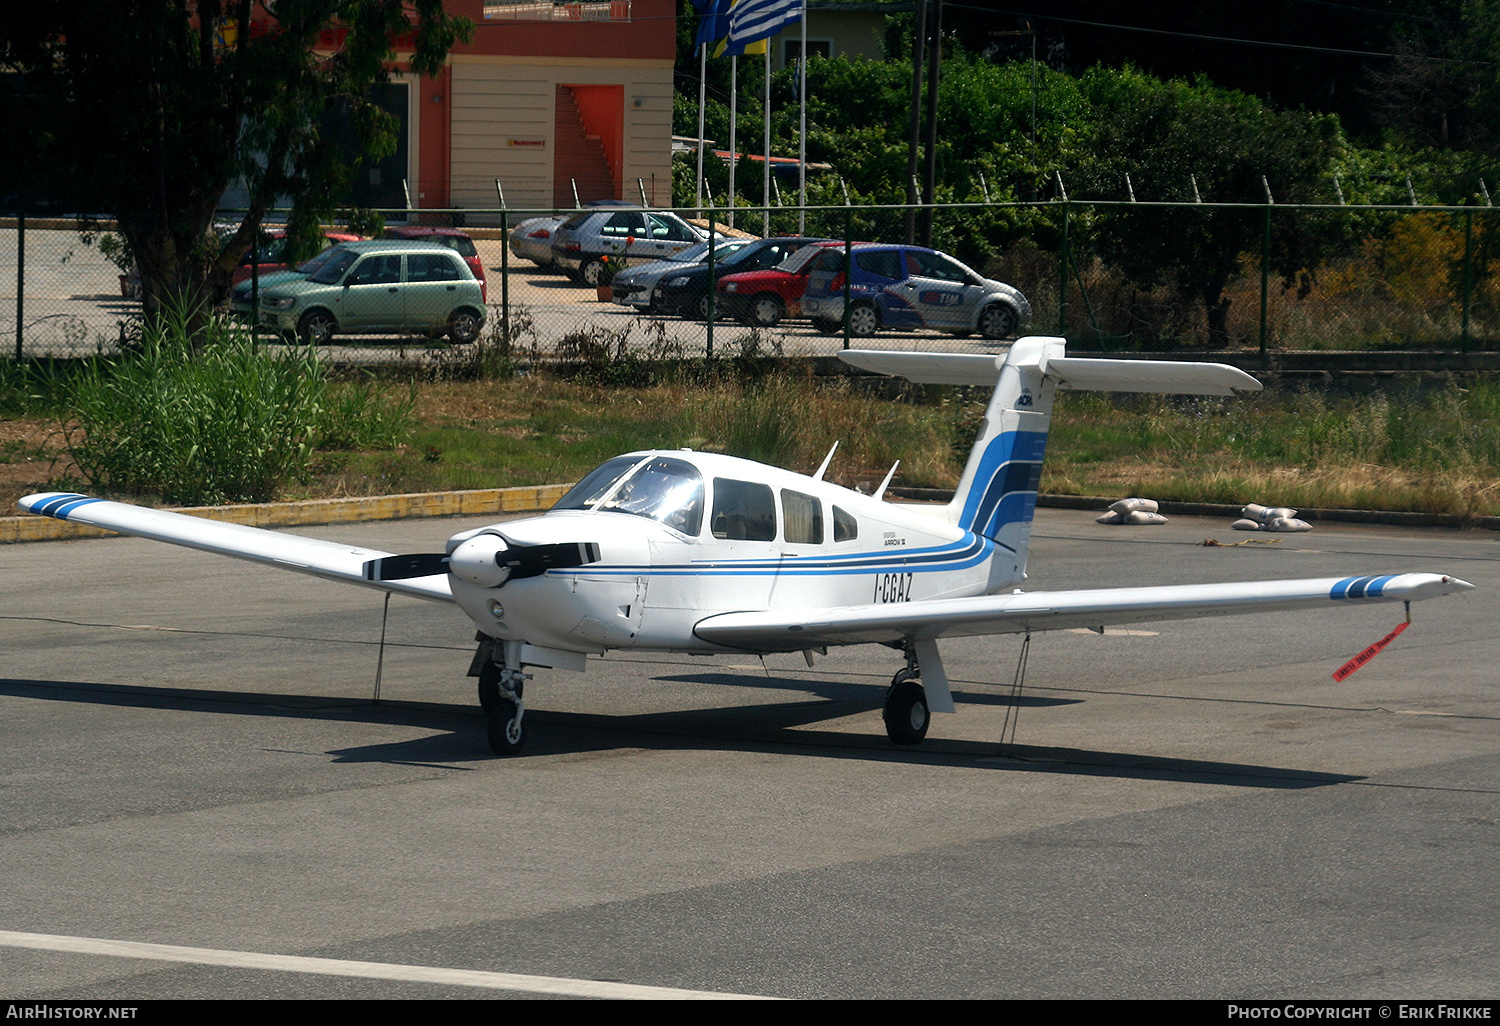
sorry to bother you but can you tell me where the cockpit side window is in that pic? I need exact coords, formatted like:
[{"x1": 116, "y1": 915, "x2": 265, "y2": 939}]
[
  {"x1": 781, "y1": 489, "x2": 823, "y2": 545},
  {"x1": 599, "y1": 457, "x2": 705, "y2": 535},
  {"x1": 832, "y1": 505, "x2": 858, "y2": 543},
  {"x1": 551, "y1": 456, "x2": 644, "y2": 511},
  {"x1": 711, "y1": 479, "x2": 777, "y2": 541}
]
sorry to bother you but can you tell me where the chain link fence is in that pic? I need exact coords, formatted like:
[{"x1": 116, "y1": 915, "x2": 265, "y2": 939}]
[{"x1": 5, "y1": 199, "x2": 1499, "y2": 363}]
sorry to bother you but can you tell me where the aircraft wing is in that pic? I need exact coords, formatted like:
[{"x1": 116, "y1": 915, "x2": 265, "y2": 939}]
[
  {"x1": 692, "y1": 573, "x2": 1472, "y2": 652},
  {"x1": 18, "y1": 492, "x2": 453, "y2": 602}
]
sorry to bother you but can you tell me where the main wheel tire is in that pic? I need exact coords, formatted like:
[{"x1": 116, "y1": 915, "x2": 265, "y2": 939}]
[
  {"x1": 847, "y1": 301, "x2": 880, "y2": 338},
  {"x1": 579, "y1": 259, "x2": 605, "y2": 287},
  {"x1": 297, "y1": 309, "x2": 335, "y2": 345},
  {"x1": 883, "y1": 679, "x2": 930, "y2": 746},
  {"x1": 812, "y1": 316, "x2": 841, "y2": 335},
  {"x1": 487, "y1": 699, "x2": 526, "y2": 755},
  {"x1": 449, "y1": 308, "x2": 482, "y2": 344},
  {"x1": 747, "y1": 293, "x2": 785, "y2": 328},
  {"x1": 978, "y1": 303, "x2": 1018, "y2": 340}
]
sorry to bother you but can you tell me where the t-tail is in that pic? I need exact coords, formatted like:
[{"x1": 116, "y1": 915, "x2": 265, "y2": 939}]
[{"x1": 839, "y1": 337, "x2": 1262, "y2": 588}]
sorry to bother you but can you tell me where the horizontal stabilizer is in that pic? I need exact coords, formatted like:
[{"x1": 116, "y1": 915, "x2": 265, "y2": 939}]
[
  {"x1": 840, "y1": 341, "x2": 1261, "y2": 395},
  {"x1": 1046, "y1": 357, "x2": 1261, "y2": 396},
  {"x1": 693, "y1": 573, "x2": 1472, "y2": 652}
]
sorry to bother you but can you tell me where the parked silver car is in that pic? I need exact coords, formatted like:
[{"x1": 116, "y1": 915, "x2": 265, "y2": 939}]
[
  {"x1": 508, "y1": 199, "x2": 641, "y2": 270},
  {"x1": 550, "y1": 208, "x2": 708, "y2": 285},
  {"x1": 258, "y1": 241, "x2": 486, "y2": 344}
]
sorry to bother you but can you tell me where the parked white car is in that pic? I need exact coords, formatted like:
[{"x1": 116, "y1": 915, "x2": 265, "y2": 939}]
[{"x1": 550, "y1": 208, "x2": 708, "y2": 285}]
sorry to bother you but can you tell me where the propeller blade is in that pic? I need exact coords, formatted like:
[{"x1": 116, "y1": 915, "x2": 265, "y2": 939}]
[
  {"x1": 363, "y1": 553, "x2": 449, "y2": 581},
  {"x1": 500, "y1": 541, "x2": 602, "y2": 580}
]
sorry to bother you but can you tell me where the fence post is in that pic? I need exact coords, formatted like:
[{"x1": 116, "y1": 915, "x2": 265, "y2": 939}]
[
  {"x1": 1260, "y1": 204, "x2": 1271, "y2": 362},
  {"x1": 500, "y1": 206, "x2": 510, "y2": 344},
  {"x1": 14, "y1": 213, "x2": 23, "y2": 360},
  {"x1": 842, "y1": 207, "x2": 853, "y2": 350},
  {"x1": 1462, "y1": 208, "x2": 1473, "y2": 354},
  {"x1": 706, "y1": 210, "x2": 716, "y2": 360},
  {"x1": 1057, "y1": 200, "x2": 1069, "y2": 337}
]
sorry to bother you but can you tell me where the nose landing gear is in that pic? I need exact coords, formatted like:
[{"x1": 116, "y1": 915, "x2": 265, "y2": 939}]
[{"x1": 473, "y1": 637, "x2": 531, "y2": 755}]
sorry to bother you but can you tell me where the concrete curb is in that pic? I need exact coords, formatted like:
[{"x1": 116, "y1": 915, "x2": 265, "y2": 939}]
[
  {"x1": 0, "y1": 484, "x2": 573, "y2": 544},
  {"x1": 7, "y1": 482, "x2": 1493, "y2": 544}
]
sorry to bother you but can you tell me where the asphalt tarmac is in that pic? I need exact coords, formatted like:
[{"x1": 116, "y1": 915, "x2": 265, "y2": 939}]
[{"x1": 1, "y1": 509, "x2": 1496, "y2": 999}]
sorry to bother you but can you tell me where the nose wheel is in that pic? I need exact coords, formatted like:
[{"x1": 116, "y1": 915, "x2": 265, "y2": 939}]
[
  {"x1": 478, "y1": 658, "x2": 529, "y2": 756},
  {"x1": 883, "y1": 667, "x2": 930, "y2": 745}
]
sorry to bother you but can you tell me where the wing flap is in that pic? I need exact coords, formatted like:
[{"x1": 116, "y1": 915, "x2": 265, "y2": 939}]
[
  {"x1": 693, "y1": 573, "x2": 1471, "y2": 652},
  {"x1": 19, "y1": 492, "x2": 453, "y2": 602}
]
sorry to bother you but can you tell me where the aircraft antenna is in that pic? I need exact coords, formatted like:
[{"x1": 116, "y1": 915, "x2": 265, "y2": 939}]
[
  {"x1": 812, "y1": 441, "x2": 839, "y2": 481},
  {"x1": 875, "y1": 460, "x2": 901, "y2": 500}
]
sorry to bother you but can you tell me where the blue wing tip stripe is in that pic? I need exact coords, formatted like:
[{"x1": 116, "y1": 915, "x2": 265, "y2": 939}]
[
  {"x1": 1330, "y1": 575, "x2": 1398, "y2": 600},
  {"x1": 25, "y1": 493, "x2": 102, "y2": 521}
]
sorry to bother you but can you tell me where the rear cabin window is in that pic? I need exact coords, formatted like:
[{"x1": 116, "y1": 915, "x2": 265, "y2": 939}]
[
  {"x1": 407, "y1": 253, "x2": 462, "y2": 282},
  {"x1": 711, "y1": 479, "x2": 776, "y2": 541},
  {"x1": 832, "y1": 505, "x2": 858, "y2": 542},
  {"x1": 781, "y1": 489, "x2": 823, "y2": 545},
  {"x1": 855, "y1": 250, "x2": 902, "y2": 281}
]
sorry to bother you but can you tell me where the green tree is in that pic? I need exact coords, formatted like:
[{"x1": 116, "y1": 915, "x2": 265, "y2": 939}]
[
  {"x1": 1072, "y1": 68, "x2": 1341, "y2": 346},
  {"x1": 0, "y1": 0, "x2": 469, "y2": 328}
]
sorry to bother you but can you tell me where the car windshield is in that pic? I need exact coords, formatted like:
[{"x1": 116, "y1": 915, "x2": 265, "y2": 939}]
[
  {"x1": 307, "y1": 249, "x2": 359, "y2": 284},
  {"x1": 294, "y1": 248, "x2": 340, "y2": 274},
  {"x1": 777, "y1": 244, "x2": 832, "y2": 273},
  {"x1": 718, "y1": 244, "x2": 767, "y2": 268}
]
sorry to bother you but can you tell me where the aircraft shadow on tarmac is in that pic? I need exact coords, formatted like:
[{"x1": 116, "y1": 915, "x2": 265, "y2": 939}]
[{"x1": 0, "y1": 675, "x2": 1359, "y2": 789}]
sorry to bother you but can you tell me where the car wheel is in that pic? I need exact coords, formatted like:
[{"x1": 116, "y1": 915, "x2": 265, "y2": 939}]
[
  {"x1": 449, "y1": 308, "x2": 483, "y2": 344},
  {"x1": 979, "y1": 303, "x2": 1018, "y2": 340},
  {"x1": 579, "y1": 259, "x2": 604, "y2": 287},
  {"x1": 694, "y1": 293, "x2": 721, "y2": 321},
  {"x1": 297, "y1": 309, "x2": 335, "y2": 345},
  {"x1": 748, "y1": 293, "x2": 785, "y2": 328},
  {"x1": 847, "y1": 301, "x2": 879, "y2": 338}
]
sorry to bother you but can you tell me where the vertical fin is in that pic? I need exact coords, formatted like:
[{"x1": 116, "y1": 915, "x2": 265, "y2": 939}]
[{"x1": 946, "y1": 337, "x2": 1063, "y2": 584}]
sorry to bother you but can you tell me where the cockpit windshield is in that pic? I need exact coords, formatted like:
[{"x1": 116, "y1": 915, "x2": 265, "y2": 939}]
[
  {"x1": 549, "y1": 455, "x2": 705, "y2": 536},
  {"x1": 598, "y1": 457, "x2": 704, "y2": 535},
  {"x1": 551, "y1": 456, "x2": 644, "y2": 511}
]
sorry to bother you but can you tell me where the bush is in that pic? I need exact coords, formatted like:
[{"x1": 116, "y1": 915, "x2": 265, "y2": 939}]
[{"x1": 62, "y1": 312, "x2": 412, "y2": 506}]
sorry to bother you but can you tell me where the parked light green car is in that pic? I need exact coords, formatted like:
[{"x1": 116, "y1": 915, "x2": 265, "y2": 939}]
[{"x1": 258, "y1": 241, "x2": 486, "y2": 344}]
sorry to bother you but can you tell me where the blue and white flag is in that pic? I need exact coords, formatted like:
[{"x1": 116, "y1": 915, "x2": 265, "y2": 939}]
[
  {"x1": 693, "y1": 0, "x2": 732, "y2": 57},
  {"x1": 716, "y1": 0, "x2": 803, "y2": 58}
]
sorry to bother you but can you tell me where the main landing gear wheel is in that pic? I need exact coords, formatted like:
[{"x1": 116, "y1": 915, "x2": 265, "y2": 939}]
[{"x1": 883, "y1": 670, "x2": 930, "y2": 745}]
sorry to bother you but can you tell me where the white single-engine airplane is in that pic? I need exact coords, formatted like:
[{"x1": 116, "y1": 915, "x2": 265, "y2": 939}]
[{"x1": 20, "y1": 337, "x2": 1473, "y2": 754}]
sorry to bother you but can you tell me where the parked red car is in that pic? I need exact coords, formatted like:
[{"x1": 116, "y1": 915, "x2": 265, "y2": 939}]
[
  {"x1": 715, "y1": 240, "x2": 844, "y2": 327},
  {"x1": 384, "y1": 226, "x2": 486, "y2": 301}
]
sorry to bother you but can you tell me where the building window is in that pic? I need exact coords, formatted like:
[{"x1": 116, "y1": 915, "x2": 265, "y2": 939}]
[
  {"x1": 782, "y1": 39, "x2": 833, "y2": 68},
  {"x1": 485, "y1": 1, "x2": 632, "y2": 21}
]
